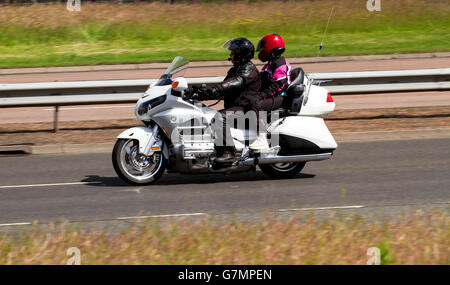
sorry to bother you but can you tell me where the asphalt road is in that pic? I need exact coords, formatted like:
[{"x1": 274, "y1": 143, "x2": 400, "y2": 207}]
[{"x1": 0, "y1": 137, "x2": 449, "y2": 226}]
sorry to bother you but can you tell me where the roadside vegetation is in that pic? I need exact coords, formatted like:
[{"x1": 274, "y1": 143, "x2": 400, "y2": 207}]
[
  {"x1": 0, "y1": 210, "x2": 448, "y2": 264},
  {"x1": 0, "y1": 0, "x2": 449, "y2": 68}
]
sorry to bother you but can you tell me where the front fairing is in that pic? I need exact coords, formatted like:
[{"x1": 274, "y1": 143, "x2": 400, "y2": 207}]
[
  {"x1": 135, "y1": 56, "x2": 189, "y2": 122},
  {"x1": 135, "y1": 85, "x2": 172, "y2": 121}
]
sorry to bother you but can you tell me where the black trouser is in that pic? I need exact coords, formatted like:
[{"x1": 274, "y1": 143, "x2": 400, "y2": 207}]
[
  {"x1": 214, "y1": 106, "x2": 245, "y2": 154},
  {"x1": 248, "y1": 95, "x2": 284, "y2": 138},
  {"x1": 214, "y1": 96, "x2": 283, "y2": 153},
  {"x1": 250, "y1": 95, "x2": 284, "y2": 113}
]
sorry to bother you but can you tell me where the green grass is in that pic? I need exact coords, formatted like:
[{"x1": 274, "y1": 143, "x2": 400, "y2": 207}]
[{"x1": 0, "y1": 0, "x2": 449, "y2": 68}]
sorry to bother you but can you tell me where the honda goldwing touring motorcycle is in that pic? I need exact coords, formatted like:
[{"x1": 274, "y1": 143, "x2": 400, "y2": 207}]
[{"x1": 112, "y1": 56, "x2": 337, "y2": 185}]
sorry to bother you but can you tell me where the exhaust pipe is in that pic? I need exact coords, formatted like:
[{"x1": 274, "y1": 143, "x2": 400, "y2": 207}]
[{"x1": 243, "y1": 152, "x2": 332, "y2": 165}]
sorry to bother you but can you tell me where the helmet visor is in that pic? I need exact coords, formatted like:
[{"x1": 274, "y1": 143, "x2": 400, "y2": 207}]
[
  {"x1": 222, "y1": 38, "x2": 236, "y2": 50},
  {"x1": 256, "y1": 40, "x2": 266, "y2": 52}
]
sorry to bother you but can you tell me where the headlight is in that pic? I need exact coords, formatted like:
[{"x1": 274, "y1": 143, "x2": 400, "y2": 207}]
[{"x1": 137, "y1": 95, "x2": 166, "y2": 116}]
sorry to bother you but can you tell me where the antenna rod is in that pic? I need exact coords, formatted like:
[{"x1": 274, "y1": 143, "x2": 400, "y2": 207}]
[
  {"x1": 306, "y1": 6, "x2": 335, "y2": 97},
  {"x1": 316, "y1": 6, "x2": 335, "y2": 60}
]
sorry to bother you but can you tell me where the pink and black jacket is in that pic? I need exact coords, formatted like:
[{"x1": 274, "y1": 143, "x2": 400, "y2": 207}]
[{"x1": 260, "y1": 56, "x2": 292, "y2": 99}]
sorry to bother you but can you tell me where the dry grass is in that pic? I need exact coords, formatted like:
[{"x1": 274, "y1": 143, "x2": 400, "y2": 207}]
[
  {"x1": 1, "y1": 0, "x2": 447, "y2": 28},
  {"x1": 0, "y1": 210, "x2": 448, "y2": 265}
]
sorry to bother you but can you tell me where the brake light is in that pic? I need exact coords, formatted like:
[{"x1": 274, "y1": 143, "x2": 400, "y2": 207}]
[
  {"x1": 172, "y1": 81, "x2": 179, "y2": 88},
  {"x1": 326, "y1": 92, "x2": 334, "y2": 102}
]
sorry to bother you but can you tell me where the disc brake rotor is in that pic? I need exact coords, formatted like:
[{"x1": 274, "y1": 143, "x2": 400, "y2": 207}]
[
  {"x1": 131, "y1": 147, "x2": 158, "y2": 170},
  {"x1": 119, "y1": 139, "x2": 164, "y2": 182}
]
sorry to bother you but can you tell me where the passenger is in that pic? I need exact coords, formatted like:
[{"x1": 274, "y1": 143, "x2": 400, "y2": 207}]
[
  {"x1": 247, "y1": 33, "x2": 292, "y2": 150},
  {"x1": 255, "y1": 33, "x2": 291, "y2": 111}
]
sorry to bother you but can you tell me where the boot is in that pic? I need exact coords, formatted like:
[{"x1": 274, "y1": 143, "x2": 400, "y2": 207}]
[
  {"x1": 249, "y1": 132, "x2": 269, "y2": 150},
  {"x1": 215, "y1": 147, "x2": 236, "y2": 163}
]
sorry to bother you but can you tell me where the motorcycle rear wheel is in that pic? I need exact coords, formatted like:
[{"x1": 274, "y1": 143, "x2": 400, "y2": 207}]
[
  {"x1": 112, "y1": 139, "x2": 166, "y2": 185},
  {"x1": 259, "y1": 162, "x2": 306, "y2": 179}
]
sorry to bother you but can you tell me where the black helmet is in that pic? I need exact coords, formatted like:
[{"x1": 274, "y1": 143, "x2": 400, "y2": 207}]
[{"x1": 222, "y1": 37, "x2": 255, "y2": 63}]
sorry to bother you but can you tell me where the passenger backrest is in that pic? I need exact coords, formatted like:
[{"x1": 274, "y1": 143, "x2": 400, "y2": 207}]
[
  {"x1": 285, "y1": 67, "x2": 305, "y2": 112},
  {"x1": 288, "y1": 67, "x2": 305, "y2": 88}
]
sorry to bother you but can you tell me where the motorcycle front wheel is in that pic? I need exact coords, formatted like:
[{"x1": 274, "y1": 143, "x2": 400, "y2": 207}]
[
  {"x1": 259, "y1": 162, "x2": 306, "y2": 179},
  {"x1": 112, "y1": 139, "x2": 166, "y2": 185}
]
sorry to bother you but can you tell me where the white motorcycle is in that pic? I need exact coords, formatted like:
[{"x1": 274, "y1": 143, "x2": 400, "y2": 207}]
[{"x1": 112, "y1": 56, "x2": 337, "y2": 185}]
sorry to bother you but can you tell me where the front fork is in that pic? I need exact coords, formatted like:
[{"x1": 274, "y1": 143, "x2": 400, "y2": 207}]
[{"x1": 142, "y1": 124, "x2": 160, "y2": 156}]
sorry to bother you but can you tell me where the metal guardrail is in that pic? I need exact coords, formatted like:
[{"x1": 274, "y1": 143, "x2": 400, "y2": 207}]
[{"x1": 1, "y1": 68, "x2": 449, "y2": 131}]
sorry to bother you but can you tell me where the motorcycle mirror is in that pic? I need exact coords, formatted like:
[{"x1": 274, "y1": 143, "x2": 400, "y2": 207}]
[{"x1": 171, "y1": 77, "x2": 188, "y2": 92}]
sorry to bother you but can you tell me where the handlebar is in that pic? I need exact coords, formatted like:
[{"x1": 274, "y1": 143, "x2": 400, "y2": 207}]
[{"x1": 183, "y1": 85, "x2": 207, "y2": 100}]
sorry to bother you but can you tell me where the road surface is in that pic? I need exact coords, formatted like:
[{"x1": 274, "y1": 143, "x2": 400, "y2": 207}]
[{"x1": 0, "y1": 137, "x2": 448, "y2": 227}]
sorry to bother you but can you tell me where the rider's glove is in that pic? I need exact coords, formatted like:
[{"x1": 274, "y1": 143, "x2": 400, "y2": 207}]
[
  {"x1": 205, "y1": 86, "x2": 220, "y2": 99},
  {"x1": 183, "y1": 85, "x2": 220, "y2": 101},
  {"x1": 183, "y1": 87, "x2": 194, "y2": 99},
  {"x1": 192, "y1": 85, "x2": 206, "y2": 100},
  {"x1": 190, "y1": 92, "x2": 202, "y2": 100},
  {"x1": 183, "y1": 86, "x2": 202, "y2": 100},
  {"x1": 261, "y1": 70, "x2": 273, "y2": 84}
]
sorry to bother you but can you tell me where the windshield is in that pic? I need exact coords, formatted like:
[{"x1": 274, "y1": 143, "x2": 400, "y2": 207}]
[{"x1": 154, "y1": 56, "x2": 189, "y2": 86}]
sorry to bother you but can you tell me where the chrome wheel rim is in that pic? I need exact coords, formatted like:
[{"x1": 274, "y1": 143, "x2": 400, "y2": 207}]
[
  {"x1": 119, "y1": 140, "x2": 163, "y2": 181},
  {"x1": 271, "y1": 162, "x2": 298, "y2": 172}
]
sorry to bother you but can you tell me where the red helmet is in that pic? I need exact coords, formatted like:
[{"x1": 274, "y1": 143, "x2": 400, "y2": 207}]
[{"x1": 256, "y1": 33, "x2": 285, "y2": 62}]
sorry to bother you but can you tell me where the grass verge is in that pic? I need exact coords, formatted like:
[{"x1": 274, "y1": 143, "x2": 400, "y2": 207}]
[
  {"x1": 0, "y1": 210, "x2": 448, "y2": 264},
  {"x1": 0, "y1": 0, "x2": 449, "y2": 68}
]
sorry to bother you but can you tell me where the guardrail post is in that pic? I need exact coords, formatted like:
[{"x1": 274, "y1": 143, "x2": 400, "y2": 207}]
[{"x1": 54, "y1": 105, "x2": 59, "y2": 133}]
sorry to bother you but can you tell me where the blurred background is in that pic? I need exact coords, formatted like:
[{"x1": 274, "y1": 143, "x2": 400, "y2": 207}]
[{"x1": 0, "y1": 0, "x2": 448, "y2": 265}]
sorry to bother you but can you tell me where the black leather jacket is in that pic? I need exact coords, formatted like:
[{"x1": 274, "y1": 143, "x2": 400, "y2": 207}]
[{"x1": 200, "y1": 61, "x2": 261, "y2": 109}]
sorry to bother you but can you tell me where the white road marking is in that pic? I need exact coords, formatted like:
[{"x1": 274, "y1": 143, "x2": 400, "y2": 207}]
[
  {"x1": 278, "y1": 205, "x2": 365, "y2": 212},
  {"x1": 43, "y1": 105, "x2": 133, "y2": 111},
  {"x1": 119, "y1": 188, "x2": 143, "y2": 194},
  {"x1": 0, "y1": 181, "x2": 101, "y2": 189},
  {"x1": 116, "y1": 213, "x2": 207, "y2": 220},
  {"x1": 0, "y1": 222, "x2": 31, "y2": 227}
]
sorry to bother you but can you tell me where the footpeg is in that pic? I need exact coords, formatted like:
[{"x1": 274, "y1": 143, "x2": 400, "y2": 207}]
[{"x1": 257, "y1": 146, "x2": 281, "y2": 157}]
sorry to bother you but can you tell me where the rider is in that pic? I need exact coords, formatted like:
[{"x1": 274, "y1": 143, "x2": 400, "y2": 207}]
[
  {"x1": 248, "y1": 33, "x2": 292, "y2": 150},
  {"x1": 188, "y1": 37, "x2": 261, "y2": 163}
]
